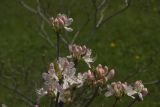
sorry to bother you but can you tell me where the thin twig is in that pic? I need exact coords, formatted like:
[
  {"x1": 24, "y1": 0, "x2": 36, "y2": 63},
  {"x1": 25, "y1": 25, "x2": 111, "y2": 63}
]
[
  {"x1": 60, "y1": 34, "x2": 69, "y2": 45},
  {"x1": 123, "y1": 55, "x2": 154, "y2": 82},
  {"x1": 38, "y1": 20, "x2": 56, "y2": 48},
  {"x1": 91, "y1": 0, "x2": 98, "y2": 29},
  {"x1": 54, "y1": 32, "x2": 60, "y2": 107},
  {"x1": 71, "y1": 13, "x2": 90, "y2": 44},
  {"x1": 50, "y1": 97, "x2": 54, "y2": 107},
  {"x1": 144, "y1": 80, "x2": 160, "y2": 85},
  {"x1": 19, "y1": 0, "x2": 49, "y2": 23},
  {"x1": 56, "y1": 32, "x2": 60, "y2": 60},
  {"x1": 97, "y1": 0, "x2": 132, "y2": 28},
  {"x1": 112, "y1": 98, "x2": 119, "y2": 107},
  {"x1": 84, "y1": 87, "x2": 99, "y2": 107},
  {"x1": 19, "y1": 0, "x2": 37, "y2": 14},
  {"x1": 36, "y1": 0, "x2": 49, "y2": 23},
  {"x1": 127, "y1": 99, "x2": 137, "y2": 107},
  {"x1": 98, "y1": 0, "x2": 107, "y2": 10},
  {"x1": 0, "y1": 81, "x2": 35, "y2": 107}
]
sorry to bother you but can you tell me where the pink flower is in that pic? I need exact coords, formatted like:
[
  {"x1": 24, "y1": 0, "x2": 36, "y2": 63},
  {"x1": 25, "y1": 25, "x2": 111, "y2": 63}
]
[
  {"x1": 50, "y1": 14, "x2": 73, "y2": 32},
  {"x1": 68, "y1": 44, "x2": 94, "y2": 68},
  {"x1": 123, "y1": 80, "x2": 148, "y2": 101},
  {"x1": 96, "y1": 64, "x2": 115, "y2": 82},
  {"x1": 37, "y1": 57, "x2": 89, "y2": 103},
  {"x1": 83, "y1": 70, "x2": 95, "y2": 81},
  {"x1": 105, "y1": 81, "x2": 126, "y2": 98},
  {"x1": 68, "y1": 44, "x2": 87, "y2": 58}
]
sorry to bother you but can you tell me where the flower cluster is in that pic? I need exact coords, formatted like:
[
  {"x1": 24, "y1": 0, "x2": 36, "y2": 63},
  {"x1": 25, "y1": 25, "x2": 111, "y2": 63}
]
[
  {"x1": 50, "y1": 14, "x2": 73, "y2": 32},
  {"x1": 104, "y1": 80, "x2": 148, "y2": 101},
  {"x1": 68, "y1": 44, "x2": 94, "y2": 68},
  {"x1": 36, "y1": 13, "x2": 148, "y2": 106},
  {"x1": 37, "y1": 58, "x2": 86, "y2": 103},
  {"x1": 77, "y1": 64, "x2": 115, "y2": 86},
  {"x1": 105, "y1": 81, "x2": 126, "y2": 98},
  {"x1": 125, "y1": 80, "x2": 148, "y2": 101}
]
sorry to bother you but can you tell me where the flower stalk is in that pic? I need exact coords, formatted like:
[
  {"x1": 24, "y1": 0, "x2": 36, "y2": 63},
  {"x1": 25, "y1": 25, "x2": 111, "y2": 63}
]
[
  {"x1": 112, "y1": 98, "x2": 119, "y2": 107},
  {"x1": 55, "y1": 32, "x2": 60, "y2": 107},
  {"x1": 56, "y1": 32, "x2": 60, "y2": 60},
  {"x1": 127, "y1": 99, "x2": 137, "y2": 107}
]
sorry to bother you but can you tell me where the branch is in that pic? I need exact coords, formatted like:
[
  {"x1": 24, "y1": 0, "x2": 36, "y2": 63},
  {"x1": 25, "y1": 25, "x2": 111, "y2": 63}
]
[
  {"x1": 69, "y1": 87, "x2": 87, "y2": 107},
  {"x1": 91, "y1": 0, "x2": 98, "y2": 29},
  {"x1": 60, "y1": 34, "x2": 69, "y2": 45},
  {"x1": 38, "y1": 20, "x2": 56, "y2": 48},
  {"x1": 127, "y1": 99, "x2": 137, "y2": 107},
  {"x1": 83, "y1": 87, "x2": 99, "y2": 107},
  {"x1": 144, "y1": 80, "x2": 160, "y2": 85},
  {"x1": 97, "y1": 0, "x2": 132, "y2": 28},
  {"x1": 71, "y1": 14, "x2": 90, "y2": 44},
  {"x1": 123, "y1": 55, "x2": 154, "y2": 82},
  {"x1": 19, "y1": 0, "x2": 37, "y2": 14},
  {"x1": 19, "y1": 0, "x2": 49, "y2": 23},
  {"x1": 36, "y1": 0, "x2": 49, "y2": 23},
  {"x1": 98, "y1": 0, "x2": 107, "y2": 10},
  {"x1": 112, "y1": 98, "x2": 119, "y2": 107},
  {"x1": 123, "y1": 64, "x2": 145, "y2": 82},
  {"x1": 0, "y1": 80, "x2": 35, "y2": 107}
]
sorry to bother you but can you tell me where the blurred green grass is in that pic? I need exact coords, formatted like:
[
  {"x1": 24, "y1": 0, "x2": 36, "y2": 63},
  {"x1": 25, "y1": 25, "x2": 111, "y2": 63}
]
[{"x1": 0, "y1": 0, "x2": 160, "y2": 106}]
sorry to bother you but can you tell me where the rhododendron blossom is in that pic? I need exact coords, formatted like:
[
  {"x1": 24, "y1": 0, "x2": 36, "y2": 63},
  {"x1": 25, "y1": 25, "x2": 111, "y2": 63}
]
[
  {"x1": 68, "y1": 44, "x2": 94, "y2": 68},
  {"x1": 36, "y1": 13, "x2": 148, "y2": 107},
  {"x1": 105, "y1": 81, "x2": 126, "y2": 98},
  {"x1": 96, "y1": 64, "x2": 115, "y2": 81},
  {"x1": 104, "y1": 80, "x2": 148, "y2": 101},
  {"x1": 37, "y1": 58, "x2": 87, "y2": 102},
  {"x1": 124, "y1": 80, "x2": 148, "y2": 101},
  {"x1": 50, "y1": 14, "x2": 73, "y2": 32}
]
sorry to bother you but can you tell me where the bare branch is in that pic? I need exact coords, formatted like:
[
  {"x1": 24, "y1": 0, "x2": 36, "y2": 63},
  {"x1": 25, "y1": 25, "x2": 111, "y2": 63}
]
[
  {"x1": 19, "y1": 0, "x2": 37, "y2": 14},
  {"x1": 36, "y1": 0, "x2": 49, "y2": 23},
  {"x1": 38, "y1": 20, "x2": 56, "y2": 48},
  {"x1": 0, "y1": 80, "x2": 35, "y2": 107},
  {"x1": 71, "y1": 14, "x2": 90, "y2": 44},
  {"x1": 144, "y1": 80, "x2": 160, "y2": 85},
  {"x1": 123, "y1": 66, "x2": 145, "y2": 82},
  {"x1": 91, "y1": 0, "x2": 98, "y2": 28},
  {"x1": 96, "y1": 7, "x2": 106, "y2": 28},
  {"x1": 19, "y1": 0, "x2": 49, "y2": 23},
  {"x1": 60, "y1": 34, "x2": 69, "y2": 45},
  {"x1": 98, "y1": 0, "x2": 107, "y2": 10},
  {"x1": 123, "y1": 54, "x2": 154, "y2": 82},
  {"x1": 97, "y1": 0, "x2": 132, "y2": 28},
  {"x1": 83, "y1": 87, "x2": 99, "y2": 107}
]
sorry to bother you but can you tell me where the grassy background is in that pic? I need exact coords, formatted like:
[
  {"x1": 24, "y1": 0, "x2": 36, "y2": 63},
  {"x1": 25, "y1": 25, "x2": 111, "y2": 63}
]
[{"x1": 0, "y1": 0, "x2": 160, "y2": 107}]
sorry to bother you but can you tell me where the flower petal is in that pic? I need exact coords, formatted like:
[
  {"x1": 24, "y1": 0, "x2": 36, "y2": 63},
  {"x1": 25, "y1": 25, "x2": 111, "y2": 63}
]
[
  {"x1": 64, "y1": 27, "x2": 73, "y2": 32},
  {"x1": 105, "y1": 91, "x2": 113, "y2": 97}
]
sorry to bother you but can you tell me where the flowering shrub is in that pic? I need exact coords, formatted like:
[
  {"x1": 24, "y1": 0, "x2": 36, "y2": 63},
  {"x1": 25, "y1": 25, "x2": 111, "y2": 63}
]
[{"x1": 36, "y1": 14, "x2": 148, "y2": 107}]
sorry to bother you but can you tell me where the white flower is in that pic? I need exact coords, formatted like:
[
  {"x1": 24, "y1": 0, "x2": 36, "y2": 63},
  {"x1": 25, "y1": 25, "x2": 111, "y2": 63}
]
[
  {"x1": 58, "y1": 57, "x2": 76, "y2": 77},
  {"x1": 2, "y1": 104, "x2": 7, "y2": 107},
  {"x1": 82, "y1": 49, "x2": 94, "y2": 68},
  {"x1": 36, "y1": 63, "x2": 59, "y2": 102},
  {"x1": 37, "y1": 57, "x2": 91, "y2": 103},
  {"x1": 36, "y1": 88, "x2": 48, "y2": 101}
]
